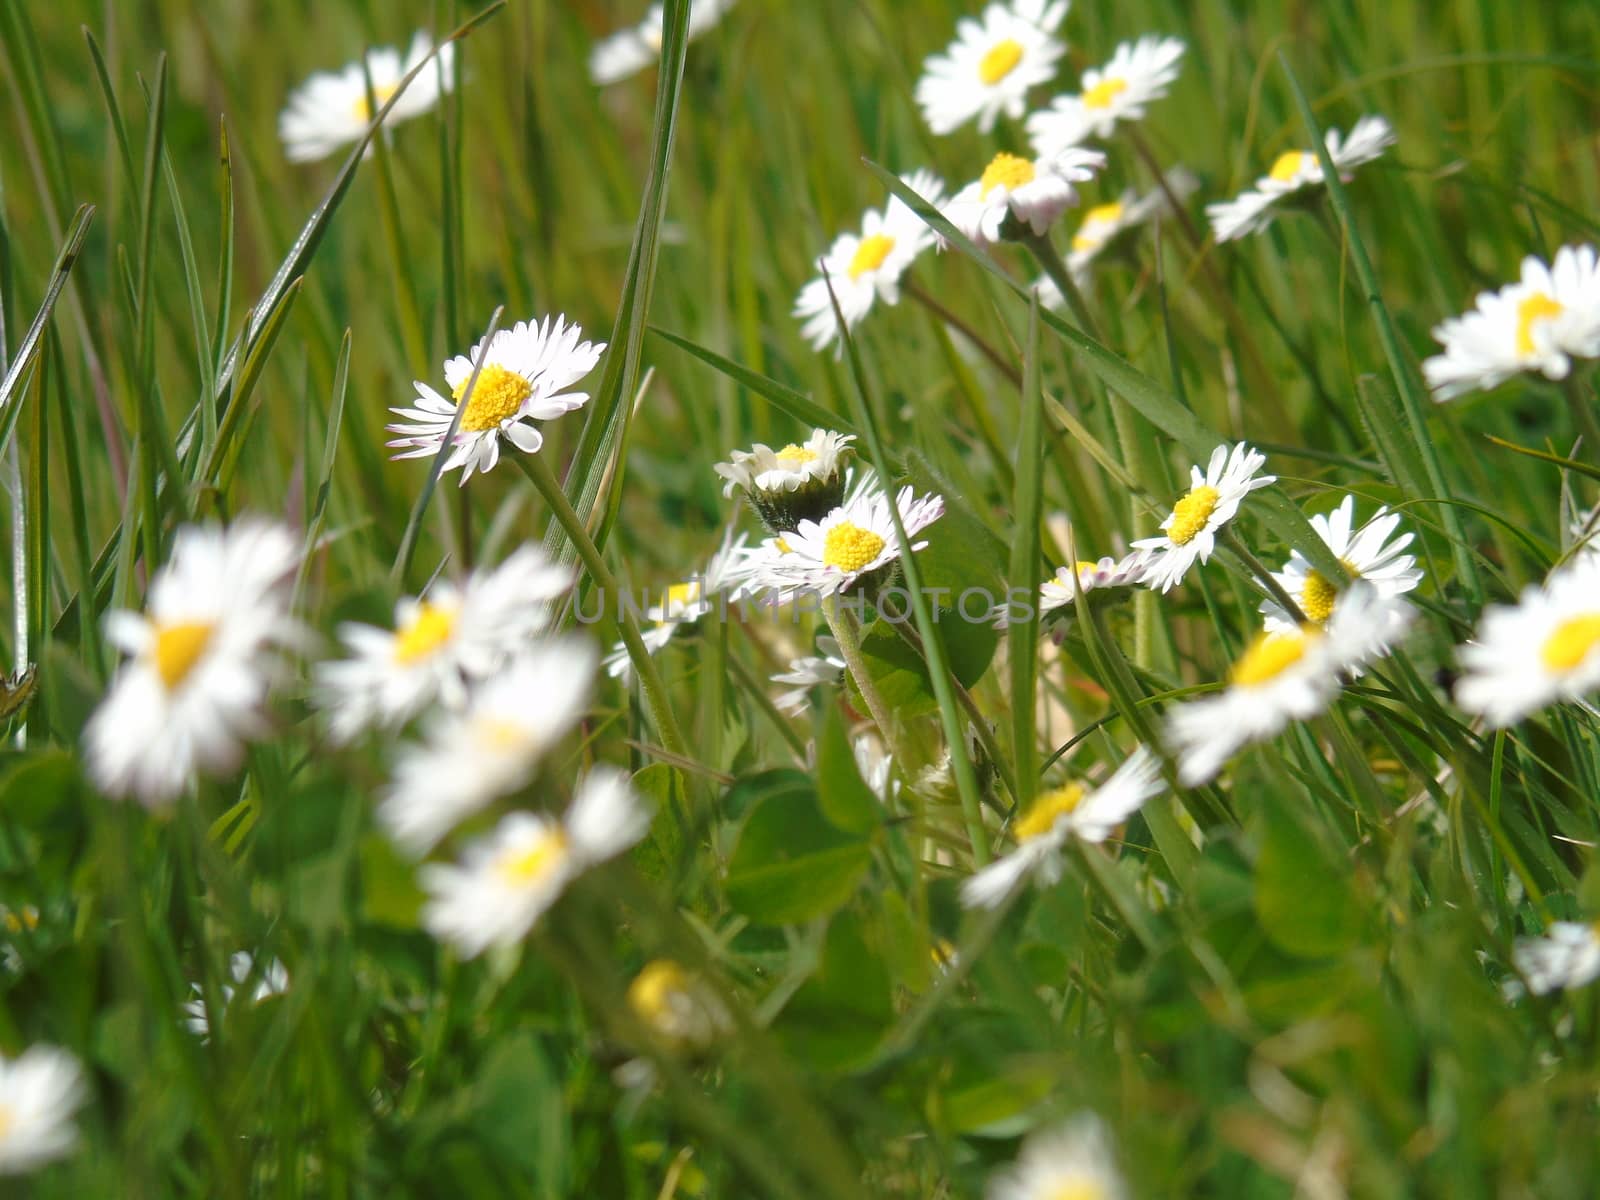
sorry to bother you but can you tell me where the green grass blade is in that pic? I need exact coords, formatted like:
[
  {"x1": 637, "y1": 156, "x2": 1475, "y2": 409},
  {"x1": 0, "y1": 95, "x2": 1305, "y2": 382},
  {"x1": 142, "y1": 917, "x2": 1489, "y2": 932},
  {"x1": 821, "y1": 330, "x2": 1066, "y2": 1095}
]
[{"x1": 1007, "y1": 297, "x2": 1044, "y2": 812}]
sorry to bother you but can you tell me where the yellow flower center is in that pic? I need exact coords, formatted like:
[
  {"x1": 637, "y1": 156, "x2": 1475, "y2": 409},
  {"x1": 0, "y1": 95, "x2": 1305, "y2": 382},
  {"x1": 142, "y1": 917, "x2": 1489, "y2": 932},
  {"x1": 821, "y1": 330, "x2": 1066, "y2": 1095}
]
[
  {"x1": 2, "y1": 908, "x2": 37, "y2": 934},
  {"x1": 1166, "y1": 485, "x2": 1220, "y2": 546},
  {"x1": 1299, "y1": 558, "x2": 1357, "y2": 624},
  {"x1": 666, "y1": 582, "x2": 700, "y2": 609},
  {"x1": 452, "y1": 364, "x2": 533, "y2": 433},
  {"x1": 1072, "y1": 202, "x2": 1124, "y2": 252},
  {"x1": 1046, "y1": 1182, "x2": 1106, "y2": 1200},
  {"x1": 0, "y1": 1102, "x2": 13, "y2": 1140},
  {"x1": 1229, "y1": 630, "x2": 1311, "y2": 687},
  {"x1": 1082, "y1": 76, "x2": 1128, "y2": 109},
  {"x1": 152, "y1": 621, "x2": 215, "y2": 690},
  {"x1": 1515, "y1": 291, "x2": 1564, "y2": 357},
  {"x1": 775, "y1": 444, "x2": 819, "y2": 465},
  {"x1": 1540, "y1": 613, "x2": 1600, "y2": 673},
  {"x1": 775, "y1": 537, "x2": 794, "y2": 555},
  {"x1": 980, "y1": 152, "x2": 1036, "y2": 199},
  {"x1": 822, "y1": 522, "x2": 887, "y2": 573},
  {"x1": 393, "y1": 602, "x2": 456, "y2": 665},
  {"x1": 977, "y1": 38, "x2": 1024, "y2": 85},
  {"x1": 496, "y1": 829, "x2": 569, "y2": 888},
  {"x1": 628, "y1": 959, "x2": 690, "y2": 1025},
  {"x1": 474, "y1": 718, "x2": 528, "y2": 752},
  {"x1": 848, "y1": 234, "x2": 896, "y2": 281},
  {"x1": 1268, "y1": 150, "x2": 1310, "y2": 183},
  {"x1": 1014, "y1": 783, "x2": 1086, "y2": 841},
  {"x1": 351, "y1": 81, "x2": 399, "y2": 122},
  {"x1": 1075, "y1": 560, "x2": 1099, "y2": 575}
]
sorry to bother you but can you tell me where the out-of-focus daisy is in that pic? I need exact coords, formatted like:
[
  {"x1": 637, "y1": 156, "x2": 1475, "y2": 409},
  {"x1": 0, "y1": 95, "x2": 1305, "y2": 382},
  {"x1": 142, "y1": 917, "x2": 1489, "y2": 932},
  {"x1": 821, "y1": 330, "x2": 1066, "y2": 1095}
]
[
  {"x1": 794, "y1": 170, "x2": 947, "y2": 352},
  {"x1": 589, "y1": 0, "x2": 738, "y2": 86},
  {"x1": 984, "y1": 1113, "x2": 1127, "y2": 1200},
  {"x1": 1512, "y1": 921, "x2": 1600, "y2": 996},
  {"x1": 993, "y1": 551, "x2": 1150, "y2": 628},
  {"x1": 916, "y1": 0, "x2": 1068, "y2": 136},
  {"x1": 605, "y1": 529, "x2": 749, "y2": 679},
  {"x1": 381, "y1": 639, "x2": 597, "y2": 856},
  {"x1": 1423, "y1": 245, "x2": 1600, "y2": 401},
  {"x1": 961, "y1": 748, "x2": 1160, "y2": 909},
  {"x1": 279, "y1": 33, "x2": 453, "y2": 164},
  {"x1": 0, "y1": 1046, "x2": 86, "y2": 1176},
  {"x1": 317, "y1": 547, "x2": 572, "y2": 741},
  {"x1": 1026, "y1": 35, "x2": 1185, "y2": 159},
  {"x1": 626, "y1": 959, "x2": 733, "y2": 1051},
  {"x1": 1206, "y1": 115, "x2": 1394, "y2": 243},
  {"x1": 748, "y1": 483, "x2": 945, "y2": 601},
  {"x1": 388, "y1": 316, "x2": 605, "y2": 483},
  {"x1": 421, "y1": 766, "x2": 650, "y2": 958},
  {"x1": 771, "y1": 636, "x2": 846, "y2": 715},
  {"x1": 1030, "y1": 170, "x2": 1200, "y2": 303},
  {"x1": 1261, "y1": 495, "x2": 1422, "y2": 632},
  {"x1": 1133, "y1": 443, "x2": 1274, "y2": 593},
  {"x1": 85, "y1": 520, "x2": 301, "y2": 806},
  {"x1": 1456, "y1": 555, "x2": 1600, "y2": 727},
  {"x1": 1166, "y1": 585, "x2": 1412, "y2": 785},
  {"x1": 182, "y1": 952, "x2": 290, "y2": 1040},
  {"x1": 716, "y1": 428, "x2": 855, "y2": 533},
  {"x1": 944, "y1": 148, "x2": 1106, "y2": 245}
]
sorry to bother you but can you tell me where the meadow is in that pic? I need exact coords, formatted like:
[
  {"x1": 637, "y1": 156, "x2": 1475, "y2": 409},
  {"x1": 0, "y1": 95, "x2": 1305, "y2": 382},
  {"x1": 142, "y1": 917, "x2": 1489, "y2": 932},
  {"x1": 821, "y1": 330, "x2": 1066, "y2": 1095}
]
[{"x1": 2, "y1": 0, "x2": 1600, "y2": 1195}]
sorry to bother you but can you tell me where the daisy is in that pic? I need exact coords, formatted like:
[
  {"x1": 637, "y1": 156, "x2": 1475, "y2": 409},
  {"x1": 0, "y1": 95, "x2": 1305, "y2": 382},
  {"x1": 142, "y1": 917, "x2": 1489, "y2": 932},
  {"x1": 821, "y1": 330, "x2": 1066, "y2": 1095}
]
[
  {"x1": 182, "y1": 952, "x2": 290, "y2": 1040},
  {"x1": 604, "y1": 529, "x2": 750, "y2": 680},
  {"x1": 279, "y1": 33, "x2": 453, "y2": 164},
  {"x1": 380, "y1": 638, "x2": 597, "y2": 856},
  {"x1": 1512, "y1": 921, "x2": 1600, "y2": 996},
  {"x1": 1165, "y1": 584, "x2": 1412, "y2": 785},
  {"x1": 1423, "y1": 244, "x2": 1600, "y2": 401},
  {"x1": 771, "y1": 635, "x2": 845, "y2": 715},
  {"x1": 1055, "y1": 169, "x2": 1199, "y2": 286},
  {"x1": 589, "y1": 0, "x2": 739, "y2": 86},
  {"x1": 916, "y1": 0, "x2": 1068, "y2": 136},
  {"x1": 794, "y1": 170, "x2": 948, "y2": 352},
  {"x1": 387, "y1": 315, "x2": 605, "y2": 483},
  {"x1": 993, "y1": 551, "x2": 1151, "y2": 628},
  {"x1": 748, "y1": 483, "x2": 945, "y2": 601},
  {"x1": 0, "y1": 1046, "x2": 86, "y2": 1176},
  {"x1": 316, "y1": 546, "x2": 573, "y2": 741},
  {"x1": 944, "y1": 148, "x2": 1106, "y2": 245},
  {"x1": 1132, "y1": 442, "x2": 1274, "y2": 593},
  {"x1": 1206, "y1": 115, "x2": 1395, "y2": 243},
  {"x1": 1260, "y1": 495, "x2": 1422, "y2": 632},
  {"x1": 1456, "y1": 554, "x2": 1600, "y2": 727},
  {"x1": 85, "y1": 520, "x2": 301, "y2": 806},
  {"x1": 626, "y1": 959, "x2": 732, "y2": 1051},
  {"x1": 716, "y1": 428, "x2": 857, "y2": 534},
  {"x1": 985, "y1": 1113, "x2": 1128, "y2": 1200},
  {"x1": 1026, "y1": 35, "x2": 1186, "y2": 159},
  {"x1": 420, "y1": 766, "x2": 650, "y2": 958},
  {"x1": 961, "y1": 748, "x2": 1161, "y2": 909}
]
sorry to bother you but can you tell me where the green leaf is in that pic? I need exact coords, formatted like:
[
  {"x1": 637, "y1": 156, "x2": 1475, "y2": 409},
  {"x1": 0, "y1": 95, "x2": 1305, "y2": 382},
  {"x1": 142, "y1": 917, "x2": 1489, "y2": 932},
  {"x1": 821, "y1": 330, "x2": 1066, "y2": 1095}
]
[
  {"x1": 358, "y1": 834, "x2": 424, "y2": 930},
  {"x1": 1253, "y1": 808, "x2": 1365, "y2": 959},
  {"x1": 724, "y1": 778, "x2": 872, "y2": 926},
  {"x1": 814, "y1": 703, "x2": 881, "y2": 836},
  {"x1": 775, "y1": 910, "x2": 893, "y2": 1072}
]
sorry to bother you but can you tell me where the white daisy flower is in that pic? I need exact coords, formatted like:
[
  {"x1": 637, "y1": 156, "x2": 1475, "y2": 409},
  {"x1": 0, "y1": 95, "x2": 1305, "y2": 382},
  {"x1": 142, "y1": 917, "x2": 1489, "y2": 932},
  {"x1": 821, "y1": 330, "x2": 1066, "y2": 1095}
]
[
  {"x1": 1207, "y1": 115, "x2": 1395, "y2": 243},
  {"x1": 626, "y1": 959, "x2": 732, "y2": 1050},
  {"x1": 380, "y1": 638, "x2": 597, "y2": 856},
  {"x1": 1054, "y1": 169, "x2": 1199, "y2": 287},
  {"x1": 1166, "y1": 584, "x2": 1413, "y2": 785},
  {"x1": 715, "y1": 428, "x2": 855, "y2": 500},
  {"x1": 1456, "y1": 554, "x2": 1600, "y2": 728},
  {"x1": 853, "y1": 733, "x2": 903, "y2": 802},
  {"x1": 916, "y1": 0, "x2": 1068, "y2": 136},
  {"x1": 995, "y1": 551, "x2": 1151, "y2": 628},
  {"x1": 1423, "y1": 244, "x2": 1600, "y2": 401},
  {"x1": 316, "y1": 547, "x2": 573, "y2": 742},
  {"x1": 1026, "y1": 35, "x2": 1186, "y2": 159},
  {"x1": 794, "y1": 170, "x2": 948, "y2": 351},
  {"x1": 748, "y1": 483, "x2": 945, "y2": 601},
  {"x1": 387, "y1": 315, "x2": 605, "y2": 483},
  {"x1": 961, "y1": 748, "x2": 1161, "y2": 910},
  {"x1": 984, "y1": 1113, "x2": 1127, "y2": 1200},
  {"x1": 944, "y1": 148, "x2": 1106, "y2": 245},
  {"x1": 85, "y1": 521, "x2": 301, "y2": 806},
  {"x1": 1132, "y1": 442, "x2": 1275, "y2": 593},
  {"x1": 182, "y1": 952, "x2": 290, "y2": 1040},
  {"x1": 0, "y1": 1046, "x2": 86, "y2": 1176},
  {"x1": 279, "y1": 33, "x2": 453, "y2": 164},
  {"x1": 420, "y1": 766, "x2": 651, "y2": 958},
  {"x1": 1260, "y1": 495, "x2": 1422, "y2": 632},
  {"x1": 605, "y1": 529, "x2": 750, "y2": 680},
  {"x1": 771, "y1": 636, "x2": 846, "y2": 715},
  {"x1": 1512, "y1": 921, "x2": 1600, "y2": 996},
  {"x1": 589, "y1": 0, "x2": 738, "y2": 86}
]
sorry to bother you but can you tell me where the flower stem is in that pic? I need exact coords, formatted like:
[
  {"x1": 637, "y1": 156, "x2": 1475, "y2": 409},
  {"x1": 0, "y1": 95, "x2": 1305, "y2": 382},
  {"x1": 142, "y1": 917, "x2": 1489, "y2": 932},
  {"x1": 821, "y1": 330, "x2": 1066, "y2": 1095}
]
[
  {"x1": 516, "y1": 451, "x2": 687, "y2": 759},
  {"x1": 821, "y1": 594, "x2": 906, "y2": 761},
  {"x1": 1019, "y1": 229, "x2": 1097, "y2": 338}
]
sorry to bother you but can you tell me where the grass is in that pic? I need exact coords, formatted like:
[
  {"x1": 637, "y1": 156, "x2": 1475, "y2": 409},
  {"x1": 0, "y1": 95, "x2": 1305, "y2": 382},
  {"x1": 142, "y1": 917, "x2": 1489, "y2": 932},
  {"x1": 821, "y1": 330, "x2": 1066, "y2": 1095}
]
[{"x1": 3, "y1": 0, "x2": 1600, "y2": 1195}]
